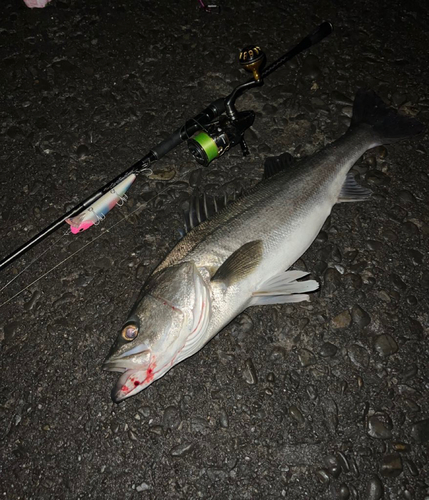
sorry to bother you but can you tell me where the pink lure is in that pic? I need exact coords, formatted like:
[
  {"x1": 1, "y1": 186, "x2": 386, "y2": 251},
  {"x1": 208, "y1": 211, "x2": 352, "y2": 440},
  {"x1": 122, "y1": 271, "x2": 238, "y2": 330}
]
[
  {"x1": 66, "y1": 174, "x2": 136, "y2": 234},
  {"x1": 23, "y1": 0, "x2": 51, "y2": 8}
]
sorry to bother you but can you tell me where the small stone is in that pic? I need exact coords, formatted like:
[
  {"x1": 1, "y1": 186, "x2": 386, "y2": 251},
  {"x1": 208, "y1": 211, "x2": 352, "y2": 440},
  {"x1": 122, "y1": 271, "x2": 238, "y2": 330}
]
[
  {"x1": 391, "y1": 273, "x2": 406, "y2": 291},
  {"x1": 163, "y1": 406, "x2": 181, "y2": 430},
  {"x1": 374, "y1": 334, "x2": 398, "y2": 357},
  {"x1": 411, "y1": 419, "x2": 429, "y2": 443},
  {"x1": 136, "y1": 482, "x2": 150, "y2": 492},
  {"x1": 352, "y1": 305, "x2": 371, "y2": 327},
  {"x1": 331, "y1": 311, "x2": 351, "y2": 329},
  {"x1": 298, "y1": 348, "x2": 316, "y2": 367},
  {"x1": 319, "y1": 342, "x2": 338, "y2": 357},
  {"x1": 368, "y1": 415, "x2": 392, "y2": 439},
  {"x1": 219, "y1": 409, "x2": 229, "y2": 429},
  {"x1": 324, "y1": 268, "x2": 342, "y2": 296},
  {"x1": 170, "y1": 441, "x2": 195, "y2": 457},
  {"x1": 76, "y1": 144, "x2": 89, "y2": 159},
  {"x1": 348, "y1": 344, "x2": 370, "y2": 369},
  {"x1": 316, "y1": 469, "x2": 330, "y2": 484},
  {"x1": 407, "y1": 249, "x2": 423, "y2": 265},
  {"x1": 380, "y1": 453, "x2": 403, "y2": 477},
  {"x1": 338, "y1": 484, "x2": 350, "y2": 499},
  {"x1": 365, "y1": 474, "x2": 384, "y2": 500},
  {"x1": 403, "y1": 459, "x2": 419, "y2": 477},
  {"x1": 289, "y1": 405, "x2": 305, "y2": 425},
  {"x1": 306, "y1": 385, "x2": 318, "y2": 400},
  {"x1": 243, "y1": 358, "x2": 258, "y2": 385},
  {"x1": 398, "y1": 190, "x2": 416, "y2": 204},
  {"x1": 401, "y1": 221, "x2": 419, "y2": 236}
]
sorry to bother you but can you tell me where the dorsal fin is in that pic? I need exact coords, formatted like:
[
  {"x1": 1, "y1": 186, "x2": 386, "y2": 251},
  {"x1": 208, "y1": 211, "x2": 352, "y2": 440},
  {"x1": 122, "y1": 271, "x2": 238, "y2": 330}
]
[
  {"x1": 263, "y1": 152, "x2": 297, "y2": 179},
  {"x1": 183, "y1": 189, "x2": 245, "y2": 234}
]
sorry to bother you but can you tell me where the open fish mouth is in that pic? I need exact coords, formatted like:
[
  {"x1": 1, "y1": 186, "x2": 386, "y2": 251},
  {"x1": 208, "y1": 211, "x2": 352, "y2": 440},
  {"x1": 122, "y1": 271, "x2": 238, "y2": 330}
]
[
  {"x1": 109, "y1": 366, "x2": 155, "y2": 403},
  {"x1": 103, "y1": 346, "x2": 154, "y2": 402}
]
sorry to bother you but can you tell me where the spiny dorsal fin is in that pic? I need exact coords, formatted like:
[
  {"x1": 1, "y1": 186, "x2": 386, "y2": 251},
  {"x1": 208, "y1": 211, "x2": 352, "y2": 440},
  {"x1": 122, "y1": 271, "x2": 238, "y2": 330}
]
[
  {"x1": 263, "y1": 152, "x2": 297, "y2": 179},
  {"x1": 337, "y1": 172, "x2": 372, "y2": 203},
  {"x1": 183, "y1": 189, "x2": 246, "y2": 234},
  {"x1": 212, "y1": 240, "x2": 263, "y2": 286}
]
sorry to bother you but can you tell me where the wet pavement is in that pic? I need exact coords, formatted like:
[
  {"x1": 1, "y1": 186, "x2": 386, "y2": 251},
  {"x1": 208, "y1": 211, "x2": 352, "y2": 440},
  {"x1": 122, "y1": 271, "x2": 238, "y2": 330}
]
[{"x1": 1, "y1": 0, "x2": 428, "y2": 499}]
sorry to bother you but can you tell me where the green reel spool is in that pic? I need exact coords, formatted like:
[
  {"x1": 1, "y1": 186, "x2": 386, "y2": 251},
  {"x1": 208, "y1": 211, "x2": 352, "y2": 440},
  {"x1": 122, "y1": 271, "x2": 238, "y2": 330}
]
[{"x1": 188, "y1": 131, "x2": 229, "y2": 166}]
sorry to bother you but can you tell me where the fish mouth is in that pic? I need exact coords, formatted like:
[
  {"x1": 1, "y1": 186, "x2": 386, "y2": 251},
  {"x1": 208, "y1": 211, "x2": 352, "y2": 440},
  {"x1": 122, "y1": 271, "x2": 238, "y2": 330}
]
[
  {"x1": 108, "y1": 367, "x2": 154, "y2": 403},
  {"x1": 103, "y1": 346, "x2": 154, "y2": 403}
]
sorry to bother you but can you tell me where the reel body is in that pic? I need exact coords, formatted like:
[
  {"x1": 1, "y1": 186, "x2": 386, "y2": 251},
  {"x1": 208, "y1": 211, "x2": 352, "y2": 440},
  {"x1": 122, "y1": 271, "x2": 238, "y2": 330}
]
[{"x1": 187, "y1": 111, "x2": 255, "y2": 166}]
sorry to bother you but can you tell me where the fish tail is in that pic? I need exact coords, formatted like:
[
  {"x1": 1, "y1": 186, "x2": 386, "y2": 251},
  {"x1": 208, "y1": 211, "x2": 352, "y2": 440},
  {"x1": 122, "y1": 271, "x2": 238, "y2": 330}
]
[{"x1": 350, "y1": 89, "x2": 424, "y2": 144}]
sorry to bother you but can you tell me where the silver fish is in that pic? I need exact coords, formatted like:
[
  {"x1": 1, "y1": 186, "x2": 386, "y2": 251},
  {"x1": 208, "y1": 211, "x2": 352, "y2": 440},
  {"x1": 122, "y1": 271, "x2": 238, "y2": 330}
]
[{"x1": 104, "y1": 89, "x2": 423, "y2": 402}]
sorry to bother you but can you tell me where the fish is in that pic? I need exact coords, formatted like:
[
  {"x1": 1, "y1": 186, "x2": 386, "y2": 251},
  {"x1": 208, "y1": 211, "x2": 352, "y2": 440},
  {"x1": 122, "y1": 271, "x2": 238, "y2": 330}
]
[{"x1": 103, "y1": 89, "x2": 423, "y2": 403}]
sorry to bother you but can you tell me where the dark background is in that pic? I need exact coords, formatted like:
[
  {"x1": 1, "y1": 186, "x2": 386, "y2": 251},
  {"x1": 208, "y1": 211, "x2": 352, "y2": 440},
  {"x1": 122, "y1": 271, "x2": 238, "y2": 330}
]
[{"x1": 1, "y1": 0, "x2": 428, "y2": 499}]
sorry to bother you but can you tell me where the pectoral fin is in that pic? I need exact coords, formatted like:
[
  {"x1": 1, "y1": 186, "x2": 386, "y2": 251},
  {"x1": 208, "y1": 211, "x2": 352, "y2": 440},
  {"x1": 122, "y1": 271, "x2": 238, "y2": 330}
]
[
  {"x1": 212, "y1": 240, "x2": 263, "y2": 286},
  {"x1": 250, "y1": 270, "x2": 319, "y2": 306}
]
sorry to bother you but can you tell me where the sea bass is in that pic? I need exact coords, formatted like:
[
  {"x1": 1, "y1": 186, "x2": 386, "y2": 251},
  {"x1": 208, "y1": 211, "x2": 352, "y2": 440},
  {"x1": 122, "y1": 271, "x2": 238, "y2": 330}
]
[{"x1": 104, "y1": 89, "x2": 423, "y2": 402}]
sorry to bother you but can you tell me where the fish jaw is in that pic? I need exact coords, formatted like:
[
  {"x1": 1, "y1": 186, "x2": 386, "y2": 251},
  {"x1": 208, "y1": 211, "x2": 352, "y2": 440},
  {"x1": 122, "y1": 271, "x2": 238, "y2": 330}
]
[{"x1": 110, "y1": 362, "x2": 157, "y2": 403}]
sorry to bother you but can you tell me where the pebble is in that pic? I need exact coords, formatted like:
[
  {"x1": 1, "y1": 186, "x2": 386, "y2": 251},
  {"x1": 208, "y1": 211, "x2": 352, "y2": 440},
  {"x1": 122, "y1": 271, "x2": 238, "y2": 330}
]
[
  {"x1": 398, "y1": 189, "x2": 417, "y2": 204},
  {"x1": 219, "y1": 409, "x2": 229, "y2": 429},
  {"x1": 298, "y1": 348, "x2": 316, "y2": 367},
  {"x1": 190, "y1": 417, "x2": 208, "y2": 434},
  {"x1": 374, "y1": 334, "x2": 398, "y2": 356},
  {"x1": 306, "y1": 385, "x2": 318, "y2": 400},
  {"x1": 189, "y1": 168, "x2": 203, "y2": 187},
  {"x1": 322, "y1": 398, "x2": 338, "y2": 433},
  {"x1": 352, "y1": 305, "x2": 371, "y2": 327},
  {"x1": 136, "y1": 482, "x2": 150, "y2": 492},
  {"x1": 76, "y1": 144, "x2": 89, "y2": 159},
  {"x1": 411, "y1": 418, "x2": 429, "y2": 443},
  {"x1": 243, "y1": 358, "x2": 258, "y2": 385},
  {"x1": 407, "y1": 249, "x2": 423, "y2": 265},
  {"x1": 289, "y1": 405, "x2": 305, "y2": 425},
  {"x1": 323, "y1": 454, "x2": 342, "y2": 477},
  {"x1": 338, "y1": 484, "x2": 350, "y2": 499},
  {"x1": 380, "y1": 453, "x2": 403, "y2": 477},
  {"x1": 163, "y1": 405, "x2": 181, "y2": 430},
  {"x1": 331, "y1": 311, "x2": 352, "y2": 329},
  {"x1": 404, "y1": 459, "x2": 419, "y2": 477},
  {"x1": 408, "y1": 318, "x2": 423, "y2": 340},
  {"x1": 343, "y1": 273, "x2": 363, "y2": 290},
  {"x1": 332, "y1": 90, "x2": 353, "y2": 106},
  {"x1": 316, "y1": 469, "x2": 330, "y2": 484},
  {"x1": 365, "y1": 474, "x2": 384, "y2": 500},
  {"x1": 401, "y1": 221, "x2": 419, "y2": 236},
  {"x1": 319, "y1": 342, "x2": 338, "y2": 357},
  {"x1": 324, "y1": 268, "x2": 342, "y2": 296},
  {"x1": 336, "y1": 452, "x2": 350, "y2": 473},
  {"x1": 348, "y1": 344, "x2": 370, "y2": 369},
  {"x1": 368, "y1": 414, "x2": 392, "y2": 439},
  {"x1": 170, "y1": 441, "x2": 195, "y2": 457},
  {"x1": 391, "y1": 273, "x2": 407, "y2": 291}
]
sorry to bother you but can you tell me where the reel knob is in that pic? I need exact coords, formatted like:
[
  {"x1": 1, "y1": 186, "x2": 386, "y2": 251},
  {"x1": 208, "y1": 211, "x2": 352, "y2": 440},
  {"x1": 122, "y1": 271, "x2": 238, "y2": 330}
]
[{"x1": 239, "y1": 45, "x2": 266, "y2": 81}]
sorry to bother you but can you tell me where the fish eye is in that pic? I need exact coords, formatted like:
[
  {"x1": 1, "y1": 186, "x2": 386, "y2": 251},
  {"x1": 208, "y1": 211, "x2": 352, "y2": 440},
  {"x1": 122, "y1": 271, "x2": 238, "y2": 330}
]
[{"x1": 122, "y1": 323, "x2": 139, "y2": 341}]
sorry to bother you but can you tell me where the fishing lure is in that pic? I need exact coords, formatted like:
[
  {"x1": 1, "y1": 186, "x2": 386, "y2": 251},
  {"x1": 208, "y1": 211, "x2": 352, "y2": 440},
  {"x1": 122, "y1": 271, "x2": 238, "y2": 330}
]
[{"x1": 66, "y1": 174, "x2": 136, "y2": 234}]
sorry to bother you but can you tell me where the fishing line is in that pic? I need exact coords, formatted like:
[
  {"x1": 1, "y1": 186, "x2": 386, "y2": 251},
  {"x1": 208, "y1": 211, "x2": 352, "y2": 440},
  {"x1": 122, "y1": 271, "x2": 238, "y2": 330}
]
[
  {"x1": 0, "y1": 229, "x2": 70, "y2": 294},
  {"x1": 0, "y1": 163, "x2": 198, "y2": 309}
]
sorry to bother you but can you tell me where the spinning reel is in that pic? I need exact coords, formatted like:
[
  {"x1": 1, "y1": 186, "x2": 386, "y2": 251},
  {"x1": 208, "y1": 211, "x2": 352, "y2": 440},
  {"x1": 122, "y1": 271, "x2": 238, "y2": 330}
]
[{"x1": 187, "y1": 45, "x2": 266, "y2": 166}]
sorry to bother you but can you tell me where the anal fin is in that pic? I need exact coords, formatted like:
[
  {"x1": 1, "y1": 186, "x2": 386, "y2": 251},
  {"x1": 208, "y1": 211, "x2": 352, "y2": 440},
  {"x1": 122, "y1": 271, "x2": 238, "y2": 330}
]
[
  {"x1": 338, "y1": 173, "x2": 372, "y2": 203},
  {"x1": 250, "y1": 270, "x2": 319, "y2": 306}
]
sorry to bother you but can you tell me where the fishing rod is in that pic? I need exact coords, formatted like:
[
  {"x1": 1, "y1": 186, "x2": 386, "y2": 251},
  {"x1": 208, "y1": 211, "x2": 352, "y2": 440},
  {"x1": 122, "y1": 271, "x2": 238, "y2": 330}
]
[{"x1": 0, "y1": 21, "x2": 333, "y2": 272}]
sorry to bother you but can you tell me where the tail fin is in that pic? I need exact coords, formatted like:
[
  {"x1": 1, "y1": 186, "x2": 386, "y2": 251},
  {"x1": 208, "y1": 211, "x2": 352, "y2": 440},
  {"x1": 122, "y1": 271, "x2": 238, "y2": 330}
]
[{"x1": 350, "y1": 89, "x2": 424, "y2": 143}]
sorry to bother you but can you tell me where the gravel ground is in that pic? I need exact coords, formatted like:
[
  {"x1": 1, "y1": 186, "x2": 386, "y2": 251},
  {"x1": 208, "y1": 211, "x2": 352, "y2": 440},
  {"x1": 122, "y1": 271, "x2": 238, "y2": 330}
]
[{"x1": 1, "y1": 0, "x2": 428, "y2": 499}]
